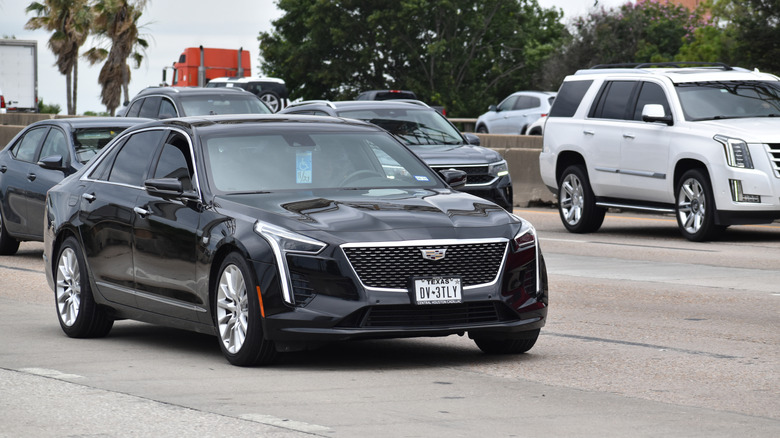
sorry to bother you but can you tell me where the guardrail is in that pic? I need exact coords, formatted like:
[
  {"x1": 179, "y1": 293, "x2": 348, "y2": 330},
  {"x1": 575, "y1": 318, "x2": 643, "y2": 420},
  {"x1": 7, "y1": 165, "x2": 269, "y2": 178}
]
[{"x1": 0, "y1": 113, "x2": 555, "y2": 207}]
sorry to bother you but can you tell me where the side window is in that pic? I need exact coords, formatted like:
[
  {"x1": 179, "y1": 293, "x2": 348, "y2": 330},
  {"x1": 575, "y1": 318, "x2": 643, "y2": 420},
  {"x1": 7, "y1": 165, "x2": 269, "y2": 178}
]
[
  {"x1": 152, "y1": 133, "x2": 194, "y2": 191},
  {"x1": 139, "y1": 96, "x2": 162, "y2": 119},
  {"x1": 39, "y1": 128, "x2": 69, "y2": 161},
  {"x1": 497, "y1": 95, "x2": 518, "y2": 111},
  {"x1": 549, "y1": 80, "x2": 593, "y2": 118},
  {"x1": 514, "y1": 96, "x2": 541, "y2": 110},
  {"x1": 125, "y1": 99, "x2": 143, "y2": 117},
  {"x1": 158, "y1": 98, "x2": 177, "y2": 119},
  {"x1": 107, "y1": 130, "x2": 165, "y2": 186},
  {"x1": 12, "y1": 127, "x2": 48, "y2": 162},
  {"x1": 632, "y1": 82, "x2": 671, "y2": 121},
  {"x1": 590, "y1": 81, "x2": 638, "y2": 120}
]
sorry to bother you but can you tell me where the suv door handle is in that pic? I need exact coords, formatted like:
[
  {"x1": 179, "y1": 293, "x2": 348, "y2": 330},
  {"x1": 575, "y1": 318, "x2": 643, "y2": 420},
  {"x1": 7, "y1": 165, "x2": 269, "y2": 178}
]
[
  {"x1": 623, "y1": 133, "x2": 636, "y2": 139},
  {"x1": 27, "y1": 172, "x2": 37, "y2": 181},
  {"x1": 81, "y1": 193, "x2": 96, "y2": 202},
  {"x1": 0, "y1": 165, "x2": 7, "y2": 173},
  {"x1": 583, "y1": 130, "x2": 595, "y2": 136}
]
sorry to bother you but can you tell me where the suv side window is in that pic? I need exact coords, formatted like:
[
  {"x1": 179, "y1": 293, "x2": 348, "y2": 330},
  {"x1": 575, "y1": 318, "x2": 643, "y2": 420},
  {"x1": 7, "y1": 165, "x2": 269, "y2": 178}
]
[
  {"x1": 549, "y1": 80, "x2": 593, "y2": 118},
  {"x1": 632, "y1": 82, "x2": 671, "y2": 120},
  {"x1": 159, "y1": 98, "x2": 177, "y2": 119},
  {"x1": 514, "y1": 96, "x2": 541, "y2": 110},
  {"x1": 497, "y1": 95, "x2": 518, "y2": 111},
  {"x1": 139, "y1": 96, "x2": 162, "y2": 119},
  {"x1": 590, "y1": 81, "x2": 638, "y2": 120},
  {"x1": 125, "y1": 99, "x2": 143, "y2": 117}
]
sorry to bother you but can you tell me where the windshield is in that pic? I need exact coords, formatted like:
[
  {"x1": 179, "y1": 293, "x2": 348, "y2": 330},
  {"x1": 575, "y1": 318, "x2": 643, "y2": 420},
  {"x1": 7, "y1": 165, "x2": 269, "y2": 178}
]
[
  {"x1": 179, "y1": 94, "x2": 271, "y2": 116},
  {"x1": 675, "y1": 80, "x2": 780, "y2": 121},
  {"x1": 203, "y1": 130, "x2": 442, "y2": 193},
  {"x1": 338, "y1": 108, "x2": 463, "y2": 146},
  {"x1": 72, "y1": 127, "x2": 127, "y2": 164}
]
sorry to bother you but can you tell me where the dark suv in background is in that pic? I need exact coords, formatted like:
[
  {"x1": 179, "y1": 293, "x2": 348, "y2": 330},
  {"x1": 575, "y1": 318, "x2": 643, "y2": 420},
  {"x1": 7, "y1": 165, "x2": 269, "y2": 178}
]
[
  {"x1": 205, "y1": 77, "x2": 290, "y2": 112},
  {"x1": 280, "y1": 100, "x2": 514, "y2": 210},
  {"x1": 119, "y1": 86, "x2": 272, "y2": 119}
]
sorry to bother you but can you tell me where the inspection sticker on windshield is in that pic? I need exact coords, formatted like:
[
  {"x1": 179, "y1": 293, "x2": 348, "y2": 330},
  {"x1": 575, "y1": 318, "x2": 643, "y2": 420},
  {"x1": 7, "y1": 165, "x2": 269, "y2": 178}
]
[
  {"x1": 413, "y1": 277, "x2": 462, "y2": 305},
  {"x1": 414, "y1": 175, "x2": 429, "y2": 181},
  {"x1": 296, "y1": 151, "x2": 312, "y2": 184}
]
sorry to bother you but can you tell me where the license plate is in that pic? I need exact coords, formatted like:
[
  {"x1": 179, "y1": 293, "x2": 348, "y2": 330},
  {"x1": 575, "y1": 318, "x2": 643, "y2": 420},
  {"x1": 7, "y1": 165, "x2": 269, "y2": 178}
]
[{"x1": 413, "y1": 277, "x2": 462, "y2": 305}]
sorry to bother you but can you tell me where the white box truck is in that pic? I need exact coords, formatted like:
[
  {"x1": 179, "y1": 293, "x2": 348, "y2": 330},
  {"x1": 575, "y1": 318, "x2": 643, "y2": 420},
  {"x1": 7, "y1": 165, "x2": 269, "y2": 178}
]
[{"x1": 0, "y1": 39, "x2": 38, "y2": 112}]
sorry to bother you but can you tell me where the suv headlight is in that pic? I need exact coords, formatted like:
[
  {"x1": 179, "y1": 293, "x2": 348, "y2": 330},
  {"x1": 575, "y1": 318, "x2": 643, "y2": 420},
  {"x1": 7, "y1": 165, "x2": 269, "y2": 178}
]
[
  {"x1": 715, "y1": 135, "x2": 753, "y2": 169},
  {"x1": 489, "y1": 159, "x2": 510, "y2": 177},
  {"x1": 255, "y1": 221, "x2": 326, "y2": 304}
]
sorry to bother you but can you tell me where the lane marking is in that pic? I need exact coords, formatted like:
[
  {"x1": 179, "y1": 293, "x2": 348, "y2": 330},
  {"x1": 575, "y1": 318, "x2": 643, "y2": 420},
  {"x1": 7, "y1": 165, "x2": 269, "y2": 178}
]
[
  {"x1": 18, "y1": 367, "x2": 85, "y2": 380},
  {"x1": 0, "y1": 264, "x2": 44, "y2": 273},
  {"x1": 240, "y1": 414, "x2": 332, "y2": 434}
]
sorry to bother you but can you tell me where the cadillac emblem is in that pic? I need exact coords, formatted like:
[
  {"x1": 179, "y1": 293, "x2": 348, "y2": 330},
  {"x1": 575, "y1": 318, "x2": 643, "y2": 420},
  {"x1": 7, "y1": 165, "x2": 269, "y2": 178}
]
[{"x1": 421, "y1": 249, "x2": 447, "y2": 261}]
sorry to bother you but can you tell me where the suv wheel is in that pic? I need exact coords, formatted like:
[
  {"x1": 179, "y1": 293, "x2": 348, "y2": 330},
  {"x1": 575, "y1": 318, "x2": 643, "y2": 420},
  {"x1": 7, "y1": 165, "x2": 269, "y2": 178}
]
[
  {"x1": 557, "y1": 165, "x2": 605, "y2": 233},
  {"x1": 258, "y1": 91, "x2": 281, "y2": 112},
  {"x1": 476, "y1": 125, "x2": 488, "y2": 134},
  {"x1": 675, "y1": 169, "x2": 723, "y2": 241}
]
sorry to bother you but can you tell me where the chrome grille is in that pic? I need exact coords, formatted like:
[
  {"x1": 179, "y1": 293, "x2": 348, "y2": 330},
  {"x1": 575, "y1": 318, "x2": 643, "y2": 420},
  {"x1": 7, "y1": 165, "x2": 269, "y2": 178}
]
[
  {"x1": 342, "y1": 240, "x2": 507, "y2": 290},
  {"x1": 429, "y1": 165, "x2": 496, "y2": 187},
  {"x1": 767, "y1": 144, "x2": 780, "y2": 178}
]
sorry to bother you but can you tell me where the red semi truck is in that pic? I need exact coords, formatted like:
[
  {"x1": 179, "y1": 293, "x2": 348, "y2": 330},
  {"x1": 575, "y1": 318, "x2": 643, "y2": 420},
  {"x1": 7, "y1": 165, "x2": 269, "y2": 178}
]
[{"x1": 163, "y1": 46, "x2": 251, "y2": 87}]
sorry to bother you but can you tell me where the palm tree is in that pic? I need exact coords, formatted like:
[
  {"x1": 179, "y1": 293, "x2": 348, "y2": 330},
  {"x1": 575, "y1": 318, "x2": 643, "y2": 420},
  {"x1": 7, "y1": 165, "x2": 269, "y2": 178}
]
[
  {"x1": 84, "y1": 0, "x2": 148, "y2": 115},
  {"x1": 25, "y1": 0, "x2": 92, "y2": 115}
]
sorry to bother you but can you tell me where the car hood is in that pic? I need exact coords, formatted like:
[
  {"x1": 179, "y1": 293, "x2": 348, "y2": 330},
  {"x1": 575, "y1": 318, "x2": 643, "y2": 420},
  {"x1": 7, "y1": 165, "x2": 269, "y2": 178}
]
[
  {"x1": 215, "y1": 188, "x2": 518, "y2": 242},
  {"x1": 694, "y1": 117, "x2": 780, "y2": 142},
  {"x1": 409, "y1": 144, "x2": 502, "y2": 166}
]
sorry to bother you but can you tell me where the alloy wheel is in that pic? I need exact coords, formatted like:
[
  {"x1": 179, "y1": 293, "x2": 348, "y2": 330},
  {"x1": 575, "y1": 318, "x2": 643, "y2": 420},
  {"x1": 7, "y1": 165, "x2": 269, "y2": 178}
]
[
  {"x1": 216, "y1": 264, "x2": 249, "y2": 354},
  {"x1": 56, "y1": 248, "x2": 81, "y2": 326},
  {"x1": 560, "y1": 173, "x2": 584, "y2": 226},
  {"x1": 677, "y1": 177, "x2": 706, "y2": 235}
]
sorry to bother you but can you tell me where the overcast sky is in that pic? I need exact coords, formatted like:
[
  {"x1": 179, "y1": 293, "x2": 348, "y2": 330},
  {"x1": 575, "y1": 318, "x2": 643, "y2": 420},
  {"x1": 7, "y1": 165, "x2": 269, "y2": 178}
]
[{"x1": 0, "y1": 0, "x2": 623, "y2": 114}]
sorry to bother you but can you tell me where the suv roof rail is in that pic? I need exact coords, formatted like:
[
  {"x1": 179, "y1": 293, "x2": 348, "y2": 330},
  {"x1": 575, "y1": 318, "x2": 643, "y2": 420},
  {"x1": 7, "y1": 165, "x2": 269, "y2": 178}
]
[
  {"x1": 392, "y1": 99, "x2": 431, "y2": 108},
  {"x1": 287, "y1": 100, "x2": 337, "y2": 110},
  {"x1": 590, "y1": 61, "x2": 733, "y2": 71}
]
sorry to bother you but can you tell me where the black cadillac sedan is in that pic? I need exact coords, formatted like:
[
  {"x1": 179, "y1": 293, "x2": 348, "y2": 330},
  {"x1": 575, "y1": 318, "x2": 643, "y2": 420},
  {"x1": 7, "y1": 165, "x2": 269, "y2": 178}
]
[
  {"x1": 43, "y1": 115, "x2": 547, "y2": 366},
  {"x1": 0, "y1": 117, "x2": 149, "y2": 255}
]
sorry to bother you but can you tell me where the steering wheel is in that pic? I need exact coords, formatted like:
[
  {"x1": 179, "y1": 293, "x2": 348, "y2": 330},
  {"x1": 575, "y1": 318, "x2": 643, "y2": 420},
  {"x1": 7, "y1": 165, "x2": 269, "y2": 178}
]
[{"x1": 341, "y1": 170, "x2": 381, "y2": 186}]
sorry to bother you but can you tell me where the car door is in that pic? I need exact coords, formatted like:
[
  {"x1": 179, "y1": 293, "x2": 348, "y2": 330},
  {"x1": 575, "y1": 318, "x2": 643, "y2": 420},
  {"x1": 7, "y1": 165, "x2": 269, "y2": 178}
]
[
  {"x1": 584, "y1": 80, "x2": 639, "y2": 198},
  {"x1": 79, "y1": 129, "x2": 164, "y2": 307},
  {"x1": 26, "y1": 126, "x2": 72, "y2": 239},
  {"x1": 489, "y1": 95, "x2": 520, "y2": 133},
  {"x1": 618, "y1": 81, "x2": 673, "y2": 203},
  {"x1": 132, "y1": 130, "x2": 204, "y2": 320},
  {"x1": 0, "y1": 126, "x2": 48, "y2": 237}
]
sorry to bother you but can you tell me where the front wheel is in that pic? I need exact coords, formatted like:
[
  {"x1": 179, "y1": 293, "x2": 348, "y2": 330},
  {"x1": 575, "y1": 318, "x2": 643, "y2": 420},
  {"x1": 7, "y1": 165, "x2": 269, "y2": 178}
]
[
  {"x1": 557, "y1": 165, "x2": 605, "y2": 233},
  {"x1": 55, "y1": 237, "x2": 113, "y2": 337},
  {"x1": 476, "y1": 125, "x2": 488, "y2": 134},
  {"x1": 474, "y1": 329, "x2": 540, "y2": 354},
  {"x1": 675, "y1": 169, "x2": 723, "y2": 241},
  {"x1": 258, "y1": 91, "x2": 281, "y2": 112},
  {"x1": 214, "y1": 253, "x2": 277, "y2": 366}
]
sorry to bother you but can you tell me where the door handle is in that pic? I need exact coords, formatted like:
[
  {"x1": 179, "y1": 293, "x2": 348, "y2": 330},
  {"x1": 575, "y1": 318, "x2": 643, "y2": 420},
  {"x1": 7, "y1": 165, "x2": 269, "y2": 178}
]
[
  {"x1": 134, "y1": 206, "x2": 151, "y2": 217},
  {"x1": 583, "y1": 130, "x2": 595, "y2": 136},
  {"x1": 81, "y1": 193, "x2": 96, "y2": 202},
  {"x1": 623, "y1": 133, "x2": 636, "y2": 139},
  {"x1": 0, "y1": 165, "x2": 6, "y2": 173},
  {"x1": 27, "y1": 173, "x2": 37, "y2": 181}
]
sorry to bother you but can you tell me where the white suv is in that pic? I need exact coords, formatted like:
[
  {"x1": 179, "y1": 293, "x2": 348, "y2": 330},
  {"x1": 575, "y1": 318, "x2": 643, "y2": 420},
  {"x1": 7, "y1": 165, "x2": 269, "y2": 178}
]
[{"x1": 539, "y1": 62, "x2": 780, "y2": 241}]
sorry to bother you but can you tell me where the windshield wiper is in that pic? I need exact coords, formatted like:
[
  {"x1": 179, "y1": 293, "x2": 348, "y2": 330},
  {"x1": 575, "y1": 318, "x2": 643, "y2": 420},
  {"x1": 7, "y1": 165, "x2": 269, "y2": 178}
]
[{"x1": 227, "y1": 190, "x2": 272, "y2": 195}]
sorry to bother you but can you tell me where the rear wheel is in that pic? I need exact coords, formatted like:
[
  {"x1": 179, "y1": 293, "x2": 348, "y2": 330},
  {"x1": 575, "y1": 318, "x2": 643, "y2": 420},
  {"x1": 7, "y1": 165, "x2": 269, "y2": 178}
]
[
  {"x1": 675, "y1": 169, "x2": 723, "y2": 241},
  {"x1": 258, "y1": 91, "x2": 281, "y2": 112},
  {"x1": 55, "y1": 237, "x2": 113, "y2": 338},
  {"x1": 0, "y1": 211, "x2": 20, "y2": 255},
  {"x1": 214, "y1": 252, "x2": 277, "y2": 366},
  {"x1": 474, "y1": 330, "x2": 540, "y2": 354},
  {"x1": 476, "y1": 124, "x2": 488, "y2": 134},
  {"x1": 557, "y1": 165, "x2": 605, "y2": 233}
]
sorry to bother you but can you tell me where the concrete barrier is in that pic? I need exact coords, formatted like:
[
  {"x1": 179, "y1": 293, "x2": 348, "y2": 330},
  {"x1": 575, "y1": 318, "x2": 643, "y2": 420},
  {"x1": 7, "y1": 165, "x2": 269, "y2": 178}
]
[{"x1": 0, "y1": 115, "x2": 555, "y2": 208}]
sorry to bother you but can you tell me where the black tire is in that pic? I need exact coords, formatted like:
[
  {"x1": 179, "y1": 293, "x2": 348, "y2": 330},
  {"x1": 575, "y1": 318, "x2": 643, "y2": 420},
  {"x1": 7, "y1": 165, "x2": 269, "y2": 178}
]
[
  {"x1": 0, "y1": 211, "x2": 20, "y2": 255},
  {"x1": 476, "y1": 124, "x2": 488, "y2": 134},
  {"x1": 527, "y1": 127, "x2": 542, "y2": 136},
  {"x1": 474, "y1": 329, "x2": 540, "y2": 354},
  {"x1": 675, "y1": 169, "x2": 724, "y2": 242},
  {"x1": 214, "y1": 252, "x2": 277, "y2": 366},
  {"x1": 55, "y1": 237, "x2": 113, "y2": 338},
  {"x1": 258, "y1": 91, "x2": 281, "y2": 112},
  {"x1": 557, "y1": 165, "x2": 605, "y2": 233}
]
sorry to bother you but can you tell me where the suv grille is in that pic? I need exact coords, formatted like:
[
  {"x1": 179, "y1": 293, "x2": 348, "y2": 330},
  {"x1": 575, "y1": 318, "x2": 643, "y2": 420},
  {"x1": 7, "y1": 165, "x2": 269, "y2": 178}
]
[
  {"x1": 342, "y1": 241, "x2": 507, "y2": 290},
  {"x1": 337, "y1": 302, "x2": 519, "y2": 328},
  {"x1": 768, "y1": 144, "x2": 780, "y2": 178},
  {"x1": 429, "y1": 165, "x2": 495, "y2": 186}
]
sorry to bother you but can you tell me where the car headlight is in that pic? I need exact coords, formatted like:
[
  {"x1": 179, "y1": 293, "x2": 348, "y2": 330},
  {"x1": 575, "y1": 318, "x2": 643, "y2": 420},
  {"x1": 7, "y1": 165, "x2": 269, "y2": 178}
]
[
  {"x1": 510, "y1": 217, "x2": 541, "y2": 293},
  {"x1": 489, "y1": 159, "x2": 510, "y2": 177},
  {"x1": 255, "y1": 221, "x2": 326, "y2": 304},
  {"x1": 715, "y1": 135, "x2": 753, "y2": 169}
]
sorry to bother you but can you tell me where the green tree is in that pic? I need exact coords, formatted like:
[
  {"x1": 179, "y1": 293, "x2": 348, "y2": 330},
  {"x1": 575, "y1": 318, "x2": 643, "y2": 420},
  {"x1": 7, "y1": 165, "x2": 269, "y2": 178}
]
[
  {"x1": 258, "y1": 0, "x2": 564, "y2": 116},
  {"x1": 83, "y1": 0, "x2": 148, "y2": 115},
  {"x1": 37, "y1": 98, "x2": 62, "y2": 114},
  {"x1": 25, "y1": 0, "x2": 92, "y2": 115}
]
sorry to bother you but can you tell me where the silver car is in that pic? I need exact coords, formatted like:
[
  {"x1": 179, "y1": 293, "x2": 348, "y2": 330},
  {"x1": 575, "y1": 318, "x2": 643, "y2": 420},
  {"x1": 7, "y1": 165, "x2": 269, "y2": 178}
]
[{"x1": 475, "y1": 91, "x2": 556, "y2": 135}]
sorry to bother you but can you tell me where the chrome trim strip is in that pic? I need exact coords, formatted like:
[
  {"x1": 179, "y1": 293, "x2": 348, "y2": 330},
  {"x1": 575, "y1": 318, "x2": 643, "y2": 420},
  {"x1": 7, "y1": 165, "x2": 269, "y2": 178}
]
[
  {"x1": 341, "y1": 238, "x2": 509, "y2": 293},
  {"x1": 594, "y1": 167, "x2": 665, "y2": 179},
  {"x1": 595, "y1": 202, "x2": 675, "y2": 214},
  {"x1": 95, "y1": 281, "x2": 207, "y2": 313}
]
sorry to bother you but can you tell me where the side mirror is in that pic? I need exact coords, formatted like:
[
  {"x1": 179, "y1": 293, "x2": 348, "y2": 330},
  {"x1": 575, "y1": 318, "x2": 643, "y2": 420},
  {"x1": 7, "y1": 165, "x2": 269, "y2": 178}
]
[
  {"x1": 642, "y1": 104, "x2": 673, "y2": 126},
  {"x1": 488, "y1": 104, "x2": 498, "y2": 112},
  {"x1": 38, "y1": 155, "x2": 66, "y2": 170},
  {"x1": 438, "y1": 169, "x2": 467, "y2": 190},
  {"x1": 463, "y1": 133, "x2": 481, "y2": 146},
  {"x1": 145, "y1": 177, "x2": 199, "y2": 201}
]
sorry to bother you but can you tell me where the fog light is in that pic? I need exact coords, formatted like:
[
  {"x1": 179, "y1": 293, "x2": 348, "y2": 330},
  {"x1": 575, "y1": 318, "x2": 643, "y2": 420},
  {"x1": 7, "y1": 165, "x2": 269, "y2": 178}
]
[{"x1": 729, "y1": 179, "x2": 761, "y2": 203}]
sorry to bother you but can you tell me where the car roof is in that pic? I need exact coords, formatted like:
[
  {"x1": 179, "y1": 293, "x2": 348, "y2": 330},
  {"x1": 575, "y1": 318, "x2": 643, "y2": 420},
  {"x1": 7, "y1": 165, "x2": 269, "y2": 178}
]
[
  {"x1": 207, "y1": 77, "x2": 286, "y2": 84},
  {"x1": 283, "y1": 100, "x2": 435, "y2": 113},
  {"x1": 130, "y1": 113, "x2": 383, "y2": 132},
  {"x1": 29, "y1": 117, "x2": 150, "y2": 129},
  {"x1": 572, "y1": 63, "x2": 780, "y2": 84},
  {"x1": 134, "y1": 86, "x2": 253, "y2": 98}
]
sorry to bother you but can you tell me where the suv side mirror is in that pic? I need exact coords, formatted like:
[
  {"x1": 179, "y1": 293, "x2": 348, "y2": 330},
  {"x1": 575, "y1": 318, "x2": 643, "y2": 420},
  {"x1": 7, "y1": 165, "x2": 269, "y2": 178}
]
[
  {"x1": 642, "y1": 104, "x2": 673, "y2": 126},
  {"x1": 438, "y1": 169, "x2": 467, "y2": 190},
  {"x1": 463, "y1": 133, "x2": 481, "y2": 146},
  {"x1": 488, "y1": 104, "x2": 498, "y2": 112}
]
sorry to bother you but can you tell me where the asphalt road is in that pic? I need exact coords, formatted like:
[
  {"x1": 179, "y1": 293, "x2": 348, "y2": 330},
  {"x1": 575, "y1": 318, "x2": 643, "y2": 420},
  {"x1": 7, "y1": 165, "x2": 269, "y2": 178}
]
[{"x1": 1, "y1": 208, "x2": 778, "y2": 437}]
